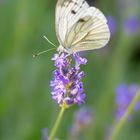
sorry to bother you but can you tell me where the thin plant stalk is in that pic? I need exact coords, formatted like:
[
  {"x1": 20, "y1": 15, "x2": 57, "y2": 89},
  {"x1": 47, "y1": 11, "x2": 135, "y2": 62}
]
[
  {"x1": 49, "y1": 107, "x2": 66, "y2": 140},
  {"x1": 110, "y1": 89, "x2": 140, "y2": 140}
]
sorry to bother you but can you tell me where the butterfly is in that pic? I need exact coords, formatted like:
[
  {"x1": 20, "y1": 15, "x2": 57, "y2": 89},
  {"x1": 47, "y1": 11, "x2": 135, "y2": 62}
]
[{"x1": 55, "y1": 0, "x2": 110, "y2": 54}]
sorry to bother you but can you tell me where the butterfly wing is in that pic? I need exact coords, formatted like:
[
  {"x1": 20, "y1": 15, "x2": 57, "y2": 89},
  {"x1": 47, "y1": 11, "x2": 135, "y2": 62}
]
[
  {"x1": 65, "y1": 7, "x2": 110, "y2": 52},
  {"x1": 56, "y1": 0, "x2": 110, "y2": 53},
  {"x1": 55, "y1": 0, "x2": 89, "y2": 46}
]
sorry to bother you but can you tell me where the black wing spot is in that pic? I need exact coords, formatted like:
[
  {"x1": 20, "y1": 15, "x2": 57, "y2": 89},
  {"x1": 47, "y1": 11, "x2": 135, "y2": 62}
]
[
  {"x1": 71, "y1": 10, "x2": 76, "y2": 14},
  {"x1": 73, "y1": 1, "x2": 77, "y2": 5},
  {"x1": 78, "y1": 18, "x2": 85, "y2": 22},
  {"x1": 82, "y1": 0, "x2": 85, "y2": 4}
]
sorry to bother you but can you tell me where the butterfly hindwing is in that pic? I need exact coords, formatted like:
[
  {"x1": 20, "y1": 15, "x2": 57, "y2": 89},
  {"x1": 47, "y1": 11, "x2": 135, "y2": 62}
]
[
  {"x1": 71, "y1": 18, "x2": 110, "y2": 52},
  {"x1": 64, "y1": 16, "x2": 94, "y2": 47},
  {"x1": 65, "y1": 8, "x2": 110, "y2": 52}
]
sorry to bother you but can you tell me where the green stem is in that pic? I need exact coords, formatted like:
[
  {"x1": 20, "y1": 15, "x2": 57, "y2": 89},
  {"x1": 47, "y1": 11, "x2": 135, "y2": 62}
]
[
  {"x1": 49, "y1": 107, "x2": 66, "y2": 140},
  {"x1": 110, "y1": 89, "x2": 140, "y2": 140}
]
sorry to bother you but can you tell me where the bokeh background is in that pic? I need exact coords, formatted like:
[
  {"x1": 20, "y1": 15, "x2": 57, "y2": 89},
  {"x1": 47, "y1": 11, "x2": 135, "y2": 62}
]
[{"x1": 0, "y1": 0, "x2": 140, "y2": 140}]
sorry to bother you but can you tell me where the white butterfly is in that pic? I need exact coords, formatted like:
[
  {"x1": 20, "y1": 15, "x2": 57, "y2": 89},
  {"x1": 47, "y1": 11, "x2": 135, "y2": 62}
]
[{"x1": 55, "y1": 0, "x2": 110, "y2": 54}]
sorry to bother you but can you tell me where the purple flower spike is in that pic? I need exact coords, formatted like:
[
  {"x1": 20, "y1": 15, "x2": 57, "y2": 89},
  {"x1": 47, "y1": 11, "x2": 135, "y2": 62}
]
[
  {"x1": 74, "y1": 107, "x2": 93, "y2": 127},
  {"x1": 50, "y1": 53, "x2": 87, "y2": 108},
  {"x1": 115, "y1": 84, "x2": 140, "y2": 120},
  {"x1": 124, "y1": 17, "x2": 140, "y2": 36},
  {"x1": 70, "y1": 107, "x2": 93, "y2": 138},
  {"x1": 107, "y1": 16, "x2": 117, "y2": 35},
  {"x1": 41, "y1": 128, "x2": 48, "y2": 140}
]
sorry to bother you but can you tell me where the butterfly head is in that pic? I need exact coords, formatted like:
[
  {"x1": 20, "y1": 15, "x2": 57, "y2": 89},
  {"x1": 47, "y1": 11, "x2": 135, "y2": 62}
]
[{"x1": 57, "y1": 45, "x2": 73, "y2": 54}]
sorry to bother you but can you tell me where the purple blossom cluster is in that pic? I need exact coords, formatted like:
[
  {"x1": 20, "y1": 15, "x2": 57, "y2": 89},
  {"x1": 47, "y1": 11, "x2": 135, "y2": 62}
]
[
  {"x1": 50, "y1": 53, "x2": 87, "y2": 108},
  {"x1": 107, "y1": 16, "x2": 117, "y2": 35},
  {"x1": 41, "y1": 128, "x2": 48, "y2": 140},
  {"x1": 124, "y1": 17, "x2": 140, "y2": 35},
  {"x1": 115, "y1": 84, "x2": 140, "y2": 120},
  {"x1": 107, "y1": 15, "x2": 140, "y2": 36},
  {"x1": 69, "y1": 107, "x2": 93, "y2": 139},
  {"x1": 73, "y1": 106, "x2": 93, "y2": 128}
]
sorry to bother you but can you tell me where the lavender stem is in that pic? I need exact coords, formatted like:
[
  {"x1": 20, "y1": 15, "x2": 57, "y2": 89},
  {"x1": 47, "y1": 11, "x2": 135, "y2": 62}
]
[{"x1": 49, "y1": 107, "x2": 66, "y2": 140}]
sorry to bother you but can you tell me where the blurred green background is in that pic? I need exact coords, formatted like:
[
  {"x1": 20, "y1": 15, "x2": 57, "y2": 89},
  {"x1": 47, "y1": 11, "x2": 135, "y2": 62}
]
[{"x1": 0, "y1": 0, "x2": 140, "y2": 140}]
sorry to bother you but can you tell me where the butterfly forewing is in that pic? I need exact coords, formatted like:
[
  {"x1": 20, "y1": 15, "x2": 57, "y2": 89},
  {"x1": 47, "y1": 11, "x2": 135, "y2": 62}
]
[{"x1": 55, "y1": 0, "x2": 89, "y2": 45}]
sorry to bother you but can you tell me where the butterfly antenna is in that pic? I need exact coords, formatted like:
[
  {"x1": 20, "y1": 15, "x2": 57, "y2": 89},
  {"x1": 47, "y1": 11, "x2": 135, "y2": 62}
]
[
  {"x1": 33, "y1": 48, "x2": 55, "y2": 58},
  {"x1": 33, "y1": 35, "x2": 57, "y2": 58},
  {"x1": 43, "y1": 35, "x2": 57, "y2": 48}
]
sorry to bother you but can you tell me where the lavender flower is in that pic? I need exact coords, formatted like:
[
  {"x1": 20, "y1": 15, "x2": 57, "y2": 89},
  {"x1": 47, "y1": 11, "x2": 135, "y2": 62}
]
[
  {"x1": 107, "y1": 16, "x2": 117, "y2": 35},
  {"x1": 69, "y1": 107, "x2": 93, "y2": 140},
  {"x1": 124, "y1": 17, "x2": 140, "y2": 36},
  {"x1": 50, "y1": 53, "x2": 87, "y2": 108},
  {"x1": 115, "y1": 84, "x2": 140, "y2": 120},
  {"x1": 41, "y1": 128, "x2": 48, "y2": 140},
  {"x1": 73, "y1": 106, "x2": 93, "y2": 128}
]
